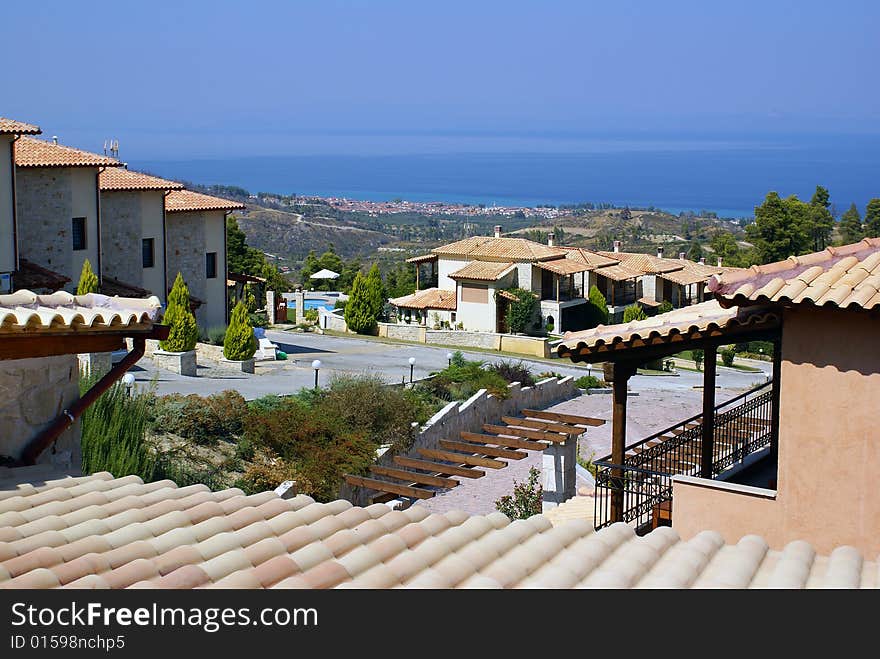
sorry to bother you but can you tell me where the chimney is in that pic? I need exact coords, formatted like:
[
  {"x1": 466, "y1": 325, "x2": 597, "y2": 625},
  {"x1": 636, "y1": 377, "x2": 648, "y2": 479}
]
[
  {"x1": 699, "y1": 257, "x2": 706, "y2": 265},
  {"x1": 613, "y1": 240, "x2": 622, "y2": 253},
  {"x1": 717, "y1": 257, "x2": 723, "y2": 267},
  {"x1": 494, "y1": 225, "x2": 502, "y2": 238},
  {"x1": 657, "y1": 246, "x2": 664, "y2": 258},
  {"x1": 547, "y1": 232, "x2": 555, "y2": 247},
  {"x1": 52, "y1": 136, "x2": 58, "y2": 145},
  {"x1": 679, "y1": 252, "x2": 686, "y2": 260}
]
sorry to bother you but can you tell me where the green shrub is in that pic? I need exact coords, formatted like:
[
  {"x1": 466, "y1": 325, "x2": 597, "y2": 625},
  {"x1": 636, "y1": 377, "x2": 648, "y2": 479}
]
[
  {"x1": 160, "y1": 273, "x2": 199, "y2": 352},
  {"x1": 224, "y1": 300, "x2": 257, "y2": 361},
  {"x1": 693, "y1": 349, "x2": 704, "y2": 370},
  {"x1": 76, "y1": 259, "x2": 99, "y2": 295},
  {"x1": 201, "y1": 325, "x2": 227, "y2": 345},
  {"x1": 537, "y1": 371, "x2": 564, "y2": 380},
  {"x1": 574, "y1": 375, "x2": 603, "y2": 389},
  {"x1": 149, "y1": 390, "x2": 248, "y2": 444},
  {"x1": 500, "y1": 287, "x2": 539, "y2": 334},
  {"x1": 486, "y1": 360, "x2": 536, "y2": 387},
  {"x1": 249, "y1": 312, "x2": 269, "y2": 328},
  {"x1": 720, "y1": 347, "x2": 736, "y2": 367},
  {"x1": 80, "y1": 376, "x2": 155, "y2": 480},
  {"x1": 304, "y1": 308, "x2": 319, "y2": 322},
  {"x1": 333, "y1": 299, "x2": 347, "y2": 311},
  {"x1": 623, "y1": 303, "x2": 647, "y2": 323},
  {"x1": 658, "y1": 300, "x2": 674, "y2": 314},
  {"x1": 416, "y1": 354, "x2": 511, "y2": 401},
  {"x1": 577, "y1": 448, "x2": 598, "y2": 478},
  {"x1": 495, "y1": 467, "x2": 543, "y2": 520},
  {"x1": 587, "y1": 285, "x2": 609, "y2": 326},
  {"x1": 545, "y1": 321, "x2": 555, "y2": 333}
]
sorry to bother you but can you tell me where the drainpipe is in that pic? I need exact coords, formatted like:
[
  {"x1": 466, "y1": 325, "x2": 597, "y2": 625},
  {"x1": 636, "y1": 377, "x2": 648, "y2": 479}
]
[
  {"x1": 10, "y1": 135, "x2": 20, "y2": 272},
  {"x1": 95, "y1": 167, "x2": 106, "y2": 286},
  {"x1": 21, "y1": 325, "x2": 169, "y2": 465}
]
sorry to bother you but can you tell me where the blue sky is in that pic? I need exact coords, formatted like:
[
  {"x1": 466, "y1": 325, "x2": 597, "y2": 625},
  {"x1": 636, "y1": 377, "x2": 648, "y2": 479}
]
[{"x1": 3, "y1": 1, "x2": 878, "y2": 158}]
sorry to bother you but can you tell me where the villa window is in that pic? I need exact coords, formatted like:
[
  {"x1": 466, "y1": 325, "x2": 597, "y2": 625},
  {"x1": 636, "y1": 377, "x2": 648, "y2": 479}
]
[
  {"x1": 71, "y1": 217, "x2": 87, "y2": 251},
  {"x1": 206, "y1": 252, "x2": 217, "y2": 279},
  {"x1": 142, "y1": 239, "x2": 155, "y2": 268}
]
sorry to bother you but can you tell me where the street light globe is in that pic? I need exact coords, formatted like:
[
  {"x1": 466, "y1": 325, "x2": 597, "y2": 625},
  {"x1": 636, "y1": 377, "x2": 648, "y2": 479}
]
[
  {"x1": 121, "y1": 373, "x2": 135, "y2": 387},
  {"x1": 408, "y1": 357, "x2": 416, "y2": 365},
  {"x1": 311, "y1": 359, "x2": 322, "y2": 370},
  {"x1": 446, "y1": 352, "x2": 453, "y2": 361}
]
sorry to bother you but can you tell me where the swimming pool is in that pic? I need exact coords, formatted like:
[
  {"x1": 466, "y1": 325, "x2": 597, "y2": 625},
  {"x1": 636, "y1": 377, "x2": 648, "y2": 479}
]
[{"x1": 288, "y1": 299, "x2": 335, "y2": 312}]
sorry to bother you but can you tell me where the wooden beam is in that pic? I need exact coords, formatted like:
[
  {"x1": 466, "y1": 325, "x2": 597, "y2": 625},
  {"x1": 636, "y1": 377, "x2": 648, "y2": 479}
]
[
  {"x1": 460, "y1": 431, "x2": 546, "y2": 451},
  {"x1": 521, "y1": 409, "x2": 605, "y2": 427},
  {"x1": 700, "y1": 345, "x2": 717, "y2": 478},
  {"x1": 770, "y1": 337, "x2": 781, "y2": 465},
  {"x1": 482, "y1": 424, "x2": 567, "y2": 443},
  {"x1": 439, "y1": 439, "x2": 527, "y2": 460},
  {"x1": 0, "y1": 334, "x2": 125, "y2": 360},
  {"x1": 501, "y1": 416, "x2": 584, "y2": 435},
  {"x1": 343, "y1": 474, "x2": 435, "y2": 499},
  {"x1": 611, "y1": 362, "x2": 637, "y2": 522},
  {"x1": 393, "y1": 455, "x2": 485, "y2": 478},
  {"x1": 370, "y1": 465, "x2": 458, "y2": 488},
  {"x1": 417, "y1": 448, "x2": 507, "y2": 469}
]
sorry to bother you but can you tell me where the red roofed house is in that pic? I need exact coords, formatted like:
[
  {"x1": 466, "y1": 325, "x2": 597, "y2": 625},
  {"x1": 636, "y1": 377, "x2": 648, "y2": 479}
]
[
  {"x1": 14, "y1": 136, "x2": 123, "y2": 292},
  {"x1": 164, "y1": 189, "x2": 245, "y2": 328},
  {"x1": 0, "y1": 119, "x2": 42, "y2": 291}
]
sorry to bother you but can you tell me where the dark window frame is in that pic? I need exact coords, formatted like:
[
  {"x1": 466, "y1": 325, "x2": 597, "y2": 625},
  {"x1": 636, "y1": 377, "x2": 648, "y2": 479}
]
[
  {"x1": 72, "y1": 217, "x2": 87, "y2": 251},
  {"x1": 142, "y1": 238, "x2": 155, "y2": 268},
  {"x1": 206, "y1": 252, "x2": 218, "y2": 279}
]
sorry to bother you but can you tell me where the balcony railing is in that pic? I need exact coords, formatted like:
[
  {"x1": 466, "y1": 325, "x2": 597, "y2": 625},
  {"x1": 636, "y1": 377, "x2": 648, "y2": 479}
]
[{"x1": 593, "y1": 380, "x2": 774, "y2": 532}]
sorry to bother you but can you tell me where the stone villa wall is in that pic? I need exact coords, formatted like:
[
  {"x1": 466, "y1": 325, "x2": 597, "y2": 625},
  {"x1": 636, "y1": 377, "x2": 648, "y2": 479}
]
[
  {"x1": 166, "y1": 211, "x2": 206, "y2": 323},
  {"x1": 0, "y1": 354, "x2": 81, "y2": 471},
  {"x1": 16, "y1": 168, "x2": 75, "y2": 283},
  {"x1": 341, "y1": 375, "x2": 578, "y2": 505},
  {"x1": 100, "y1": 190, "x2": 142, "y2": 285}
]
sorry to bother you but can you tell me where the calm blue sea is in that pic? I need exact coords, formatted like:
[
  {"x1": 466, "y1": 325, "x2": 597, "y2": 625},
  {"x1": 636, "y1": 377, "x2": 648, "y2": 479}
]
[{"x1": 137, "y1": 133, "x2": 880, "y2": 219}]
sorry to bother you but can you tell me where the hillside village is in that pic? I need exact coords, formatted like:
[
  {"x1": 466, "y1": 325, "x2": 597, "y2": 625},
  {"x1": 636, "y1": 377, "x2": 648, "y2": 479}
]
[{"x1": 1, "y1": 114, "x2": 880, "y2": 593}]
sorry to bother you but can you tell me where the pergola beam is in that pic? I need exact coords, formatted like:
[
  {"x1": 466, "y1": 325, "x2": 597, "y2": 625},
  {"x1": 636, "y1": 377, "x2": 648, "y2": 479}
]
[{"x1": 610, "y1": 361, "x2": 638, "y2": 523}]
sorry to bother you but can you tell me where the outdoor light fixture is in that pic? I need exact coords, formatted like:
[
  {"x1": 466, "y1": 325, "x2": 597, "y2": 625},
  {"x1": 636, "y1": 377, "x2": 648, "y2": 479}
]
[
  {"x1": 446, "y1": 352, "x2": 453, "y2": 366},
  {"x1": 121, "y1": 373, "x2": 135, "y2": 397},
  {"x1": 408, "y1": 357, "x2": 416, "y2": 383},
  {"x1": 312, "y1": 359, "x2": 322, "y2": 389}
]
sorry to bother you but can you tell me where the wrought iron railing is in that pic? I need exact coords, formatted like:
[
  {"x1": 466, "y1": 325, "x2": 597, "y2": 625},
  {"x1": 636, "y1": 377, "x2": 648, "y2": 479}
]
[{"x1": 593, "y1": 380, "x2": 774, "y2": 531}]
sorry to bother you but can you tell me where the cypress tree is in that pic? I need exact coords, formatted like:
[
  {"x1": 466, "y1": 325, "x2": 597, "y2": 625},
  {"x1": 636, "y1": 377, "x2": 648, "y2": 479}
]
[
  {"x1": 224, "y1": 300, "x2": 257, "y2": 360},
  {"x1": 76, "y1": 259, "x2": 99, "y2": 295},
  {"x1": 160, "y1": 273, "x2": 199, "y2": 352},
  {"x1": 587, "y1": 285, "x2": 609, "y2": 326},
  {"x1": 344, "y1": 271, "x2": 376, "y2": 334},
  {"x1": 364, "y1": 264, "x2": 386, "y2": 320}
]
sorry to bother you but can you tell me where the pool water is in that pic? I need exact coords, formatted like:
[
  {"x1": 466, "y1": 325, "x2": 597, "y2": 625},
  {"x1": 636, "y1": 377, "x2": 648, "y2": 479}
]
[{"x1": 288, "y1": 299, "x2": 335, "y2": 312}]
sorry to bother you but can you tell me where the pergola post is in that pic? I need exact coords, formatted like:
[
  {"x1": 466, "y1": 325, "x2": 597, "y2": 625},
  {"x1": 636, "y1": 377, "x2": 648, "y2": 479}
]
[
  {"x1": 556, "y1": 275, "x2": 560, "y2": 303},
  {"x1": 700, "y1": 343, "x2": 717, "y2": 478},
  {"x1": 611, "y1": 361, "x2": 636, "y2": 522},
  {"x1": 415, "y1": 264, "x2": 420, "y2": 291},
  {"x1": 770, "y1": 337, "x2": 782, "y2": 464}
]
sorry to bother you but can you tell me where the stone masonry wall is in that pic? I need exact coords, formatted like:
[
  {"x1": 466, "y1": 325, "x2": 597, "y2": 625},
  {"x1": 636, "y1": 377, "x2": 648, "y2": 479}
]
[
  {"x1": 100, "y1": 191, "x2": 142, "y2": 285},
  {"x1": 0, "y1": 354, "x2": 81, "y2": 471},
  {"x1": 16, "y1": 168, "x2": 74, "y2": 282},
  {"x1": 166, "y1": 211, "x2": 206, "y2": 324},
  {"x1": 341, "y1": 376, "x2": 578, "y2": 505}
]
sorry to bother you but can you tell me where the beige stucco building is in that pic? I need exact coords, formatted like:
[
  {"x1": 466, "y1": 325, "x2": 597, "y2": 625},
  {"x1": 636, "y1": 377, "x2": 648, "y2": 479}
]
[
  {"x1": 13, "y1": 136, "x2": 122, "y2": 292},
  {"x1": 99, "y1": 168, "x2": 184, "y2": 302},
  {"x1": 0, "y1": 119, "x2": 42, "y2": 289},
  {"x1": 165, "y1": 189, "x2": 244, "y2": 328}
]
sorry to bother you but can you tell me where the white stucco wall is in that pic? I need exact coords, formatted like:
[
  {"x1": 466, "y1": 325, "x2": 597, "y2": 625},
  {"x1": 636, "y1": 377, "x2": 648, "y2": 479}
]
[
  {"x1": 437, "y1": 256, "x2": 469, "y2": 290},
  {"x1": 456, "y1": 282, "x2": 494, "y2": 332},
  {"x1": 0, "y1": 136, "x2": 14, "y2": 274},
  {"x1": 203, "y1": 210, "x2": 227, "y2": 328},
  {"x1": 141, "y1": 192, "x2": 166, "y2": 299}
]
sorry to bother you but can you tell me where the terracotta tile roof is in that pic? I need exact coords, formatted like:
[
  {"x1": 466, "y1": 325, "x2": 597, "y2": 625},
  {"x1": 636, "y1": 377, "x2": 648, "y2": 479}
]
[
  {"x1": 560, "y1": 247, "x2": 620, "y2": 269},
  {"x1": 592, "y1": 263, "x2": 643, "y2": 281},
  {"x1": 535, "y1": 258, "x2": 593, "y2": 276},
  {"x1": 14, "y1": 136, "x2": 123, "y2": 168},
  {"x1": 99, "y1": 277, "x2": 153, "y2": 299},
  {"x1": 165, "y1": 189, "x2": 245, "y2": 213},
  {"x1": 448, "y1": 261, "x2": 516, "y2": 281},
  {"x1": 389, "y1": 288, "x2": 457, "y2": 311},
  {"x1": 555, "y1": 299, "x2": 780, "y2": 361},
  {"x1": 11, "y1": 260, "x2": 70, "y2": 292},
  {"x1": 0, "y1": 118, "x2": 41, "y2": 135},
  {"x1": 406, "y1": 254, "x2": 438, "y2": 264},
  {"x1": 0, "y1": 290, "x2": 161, "y2": 334},
  {"x1": 709, "y1": 238, "x2": 880, "y2": 311},
  {"x1": 597, "y1": 251, "x2": 684, "y2": 274},
  {"x1": 658, "y1": 266, "x2": 718, "y2": 286},
  {"x1": 433, "y1": 236, "x2": 567, "y2": 262},
  {"x1": 0, "y1": 467, "x2": 874, "y2": 589},
  {"x1": 99, "y1": 168, "x2": 183, "y2": 192}
]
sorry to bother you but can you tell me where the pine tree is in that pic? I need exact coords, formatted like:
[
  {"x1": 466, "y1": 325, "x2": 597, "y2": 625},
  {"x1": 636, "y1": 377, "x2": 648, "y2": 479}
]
[
  {"x1": 839, "y1": 203, "x2": 863, "y2": 244},
  {"x1": 746, "y1": 191, "x2": 812, "y2": 263},
  {"x1": 809, "y1": 185, "x2": 834, "y2": 250},
  {"x1": 865, "y1": 199, "x2": 880, "y2": 238},
  {"x1": 223, "y1": 300, "x2": 257, "y2": 360},
  {"x1": 160, "y1": 273, "x2": 199, "y2": 352},
  {"x1": 76, "y1": 259, "x2": 99, "y2": 295},
  {"x1": 344, "y1": 271, "x2": 377, "y2": 334}
]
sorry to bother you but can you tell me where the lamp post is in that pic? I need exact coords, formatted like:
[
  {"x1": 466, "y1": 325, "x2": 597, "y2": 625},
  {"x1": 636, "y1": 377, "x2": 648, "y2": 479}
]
[
  {"x1": 311, "y1": 359, "x2": 321, "y2": 389},
  {"x1": 121, "y1": 373, "x2": 135, "y2": 397},
  {"x1": 446, "y1": 352, "x2": 453, "y2": 367},
  {"x1": 408, "y1": 357, "x2": 416, "y2": 384}
]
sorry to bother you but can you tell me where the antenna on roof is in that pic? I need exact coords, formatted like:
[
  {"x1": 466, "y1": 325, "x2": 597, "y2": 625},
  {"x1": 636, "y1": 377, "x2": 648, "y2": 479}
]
[
  {"x1": 103, "y1": 140, "x2": 108, "y2": 155},
  {"x1": 110, "y1": 139, "x2": 119, "y2": 158}
]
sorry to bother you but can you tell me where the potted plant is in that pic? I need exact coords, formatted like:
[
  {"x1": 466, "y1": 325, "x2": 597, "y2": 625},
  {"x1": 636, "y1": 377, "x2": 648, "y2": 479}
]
[
  {"x1": 222, "y1": 300, "x2": 258, "y2": 373},
  {"x1": 154, "y1": 273, "x2": 199, "y2": 376}
]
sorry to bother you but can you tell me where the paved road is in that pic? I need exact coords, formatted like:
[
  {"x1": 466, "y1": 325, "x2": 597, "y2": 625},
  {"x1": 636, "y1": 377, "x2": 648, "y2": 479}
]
[{"x1": 128, "y1": 329, "x2": 771, "y2": 402}]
